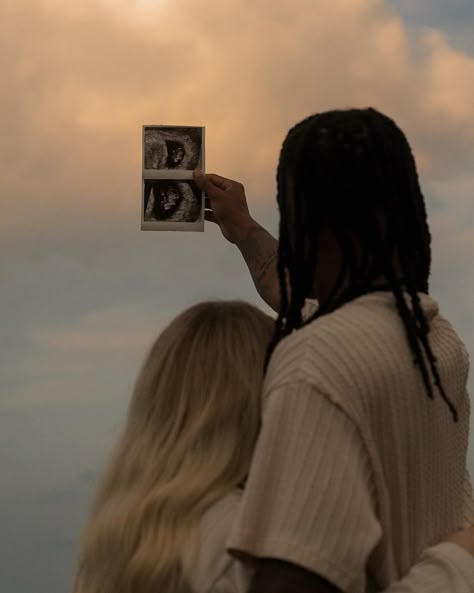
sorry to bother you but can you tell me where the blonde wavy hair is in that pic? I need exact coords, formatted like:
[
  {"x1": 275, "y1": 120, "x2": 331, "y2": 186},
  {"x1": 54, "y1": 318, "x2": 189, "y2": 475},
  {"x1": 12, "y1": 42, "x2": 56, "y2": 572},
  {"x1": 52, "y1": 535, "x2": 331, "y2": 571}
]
[{"x1": 72, "y1": 300, "x2": 274, "y2": 593}]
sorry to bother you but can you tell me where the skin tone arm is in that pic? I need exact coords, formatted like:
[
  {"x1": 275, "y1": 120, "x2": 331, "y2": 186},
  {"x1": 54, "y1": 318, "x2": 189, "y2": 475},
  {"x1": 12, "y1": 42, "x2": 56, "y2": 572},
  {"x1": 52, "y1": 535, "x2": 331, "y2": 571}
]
[
  {"x1": 248, "y1": 559, "x2": 341, "y2": 593},
  {"x1": 236, "y1": 224, "x2": 280, "y2": 314},
  {"x1": 193, "y1": 171, "x2": 408, "y2": 310},
  {"x1": 193, "y1": 170, "x2": 281, "y2": 313}
]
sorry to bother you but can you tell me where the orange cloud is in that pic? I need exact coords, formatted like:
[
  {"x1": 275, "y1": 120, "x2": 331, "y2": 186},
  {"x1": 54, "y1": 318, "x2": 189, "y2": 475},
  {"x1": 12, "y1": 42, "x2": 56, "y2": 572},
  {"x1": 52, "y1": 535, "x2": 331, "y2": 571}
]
[{"x1": 1, "y1": 0, "x2": 473, "y2": 239}]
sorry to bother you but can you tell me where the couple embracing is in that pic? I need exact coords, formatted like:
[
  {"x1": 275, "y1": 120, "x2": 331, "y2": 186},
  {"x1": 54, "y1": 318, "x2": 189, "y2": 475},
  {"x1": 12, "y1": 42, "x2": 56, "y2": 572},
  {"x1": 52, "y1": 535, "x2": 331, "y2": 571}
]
[{"x1": 73, "y1": 108, "x2": 474, "y2": 593}]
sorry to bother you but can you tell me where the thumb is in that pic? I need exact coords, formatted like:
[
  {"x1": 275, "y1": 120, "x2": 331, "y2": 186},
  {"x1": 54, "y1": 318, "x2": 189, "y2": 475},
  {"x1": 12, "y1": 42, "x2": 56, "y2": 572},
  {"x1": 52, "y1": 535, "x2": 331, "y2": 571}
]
[
  {"x1": 193, "y1": 168, "x2": 205, "y2": 186},
  {"x1": 193, "y1": 168, "x2": 210, "y2": 192},
  {"x1": 193, "y1": 170, "x2": 233, "y2": 197}
]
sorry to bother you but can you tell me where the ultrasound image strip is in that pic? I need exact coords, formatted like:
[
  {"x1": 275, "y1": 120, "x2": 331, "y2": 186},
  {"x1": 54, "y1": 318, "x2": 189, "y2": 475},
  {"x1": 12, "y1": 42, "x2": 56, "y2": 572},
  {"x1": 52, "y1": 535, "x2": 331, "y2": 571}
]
[
  {"x1": 143, "y1": 180, "x2": 202, "y2": 223},
  {"x1": 141, "y1": 125, "x2": 205, "y2": 232},
  {"x1": 143, "y1": 126, "x2": 203, "y2": 172}
]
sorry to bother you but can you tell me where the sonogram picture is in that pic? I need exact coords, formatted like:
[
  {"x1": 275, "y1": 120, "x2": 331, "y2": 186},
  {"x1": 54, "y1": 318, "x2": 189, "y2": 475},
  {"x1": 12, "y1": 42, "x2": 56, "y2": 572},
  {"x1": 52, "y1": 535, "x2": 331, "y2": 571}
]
[{"x1": 141, "y1": 125, "x2": 205, "y2": 231}]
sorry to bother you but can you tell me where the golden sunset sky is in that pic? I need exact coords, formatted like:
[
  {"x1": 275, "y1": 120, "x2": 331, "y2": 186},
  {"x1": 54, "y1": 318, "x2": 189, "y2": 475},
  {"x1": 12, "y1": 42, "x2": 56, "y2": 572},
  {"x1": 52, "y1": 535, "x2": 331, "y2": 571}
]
[{"x1": 1, "y1": 0, "x2": 473, "y2": 591}]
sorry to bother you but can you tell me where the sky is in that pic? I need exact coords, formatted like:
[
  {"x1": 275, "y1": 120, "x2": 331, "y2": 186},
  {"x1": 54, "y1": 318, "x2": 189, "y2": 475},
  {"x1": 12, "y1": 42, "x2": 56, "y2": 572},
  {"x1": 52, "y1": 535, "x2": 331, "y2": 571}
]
[{"x1": 1, "y1": 0, "x2": 473, "y2": 591}]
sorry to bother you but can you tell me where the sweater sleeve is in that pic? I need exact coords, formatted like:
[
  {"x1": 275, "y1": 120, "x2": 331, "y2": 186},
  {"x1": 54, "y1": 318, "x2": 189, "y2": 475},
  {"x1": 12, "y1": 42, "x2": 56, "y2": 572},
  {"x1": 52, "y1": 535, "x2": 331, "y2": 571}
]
[
  {"x1": 227, "y1": 381, "x2": 382, "y2": 593},
  {"x1": 380, "y1": 543, "x2": 474, "y2": 593}
]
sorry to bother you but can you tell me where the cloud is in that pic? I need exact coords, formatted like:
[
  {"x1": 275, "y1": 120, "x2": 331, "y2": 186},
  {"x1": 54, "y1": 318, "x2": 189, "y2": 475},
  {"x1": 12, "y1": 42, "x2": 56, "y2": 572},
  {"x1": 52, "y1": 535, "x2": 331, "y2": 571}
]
[
  {"x1": 1, "y1": 0, "x2": 473, "y2": 419},
  {"x1": 2, "y1": 0, "x2": 472, "y2": 410},
  {"x1": 1, "y1": 0, "x2": 474, "y2": 243},
  {"x1": 1, "y1": 4, "x2": 473, "y2": 591},
  {"x1": 427, "y1": 173, "x2": 474, "y2": 336},
  {"x1": 389, "y1": 0, "x2": 474, "y2": 53}
]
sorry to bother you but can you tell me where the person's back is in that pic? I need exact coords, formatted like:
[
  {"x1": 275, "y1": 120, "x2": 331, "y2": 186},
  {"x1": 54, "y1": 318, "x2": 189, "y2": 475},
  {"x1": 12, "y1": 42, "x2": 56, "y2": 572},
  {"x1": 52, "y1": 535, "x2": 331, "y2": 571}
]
[
  {"x1": 193, "y1": 106, "x2": 474, "y2": 592},
  {"x1": 252, "y1": 290, "x2": 473, "y2": 590}
]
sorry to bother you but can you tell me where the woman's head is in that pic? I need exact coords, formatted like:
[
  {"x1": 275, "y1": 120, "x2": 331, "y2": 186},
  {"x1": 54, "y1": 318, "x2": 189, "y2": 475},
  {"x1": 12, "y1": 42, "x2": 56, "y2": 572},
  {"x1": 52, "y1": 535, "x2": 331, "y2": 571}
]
[
  {"x1": 127, "y1": 300, "x2": 274, "y2": 474},
  {"x1": 73, "y1": 300, "x2": 274, "y2": 593}
]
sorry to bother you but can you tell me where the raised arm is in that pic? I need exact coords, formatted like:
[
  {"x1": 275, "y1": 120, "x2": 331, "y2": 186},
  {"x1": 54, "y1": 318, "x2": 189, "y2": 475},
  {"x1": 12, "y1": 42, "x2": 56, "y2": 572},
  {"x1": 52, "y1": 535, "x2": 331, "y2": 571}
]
[
  {"x1": 193, "y1": 170, "x2": 281, "y2": 313},
  {"x1": 235, "y1": 222, "x2": 280, "y2": 313}
]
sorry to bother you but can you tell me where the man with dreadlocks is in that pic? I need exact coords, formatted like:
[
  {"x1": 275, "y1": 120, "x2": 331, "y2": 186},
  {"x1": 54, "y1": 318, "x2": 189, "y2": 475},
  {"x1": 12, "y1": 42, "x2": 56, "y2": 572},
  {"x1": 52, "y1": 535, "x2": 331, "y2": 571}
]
[{"x1": 193, "y1": 108, "x2": 474, "y2": 593}]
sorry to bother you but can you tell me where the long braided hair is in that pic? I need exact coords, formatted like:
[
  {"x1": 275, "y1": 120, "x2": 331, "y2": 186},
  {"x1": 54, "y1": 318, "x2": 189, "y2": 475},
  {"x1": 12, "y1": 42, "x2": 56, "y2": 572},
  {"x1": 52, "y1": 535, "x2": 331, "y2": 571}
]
[{"x1": 268, "y1": 108, "x2": 458, "y2": 422}]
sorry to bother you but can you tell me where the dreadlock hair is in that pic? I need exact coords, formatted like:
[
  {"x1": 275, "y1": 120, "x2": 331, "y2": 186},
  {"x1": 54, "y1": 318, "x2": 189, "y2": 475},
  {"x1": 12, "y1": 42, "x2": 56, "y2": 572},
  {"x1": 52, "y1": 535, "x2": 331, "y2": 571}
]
[{"x1": 267, "y1": 107, "x2": 458, "y2": 422}]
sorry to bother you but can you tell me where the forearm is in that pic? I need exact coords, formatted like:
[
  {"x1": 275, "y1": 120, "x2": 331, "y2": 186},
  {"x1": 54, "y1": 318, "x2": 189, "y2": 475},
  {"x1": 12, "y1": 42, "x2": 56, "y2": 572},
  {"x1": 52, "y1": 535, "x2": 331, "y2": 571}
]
[
  {"x1": 248, "y1": 559, "x2": 340, "y2": 593},
  {"x1": 235, "y1": 222, "x2": 281, "y2": 313}
]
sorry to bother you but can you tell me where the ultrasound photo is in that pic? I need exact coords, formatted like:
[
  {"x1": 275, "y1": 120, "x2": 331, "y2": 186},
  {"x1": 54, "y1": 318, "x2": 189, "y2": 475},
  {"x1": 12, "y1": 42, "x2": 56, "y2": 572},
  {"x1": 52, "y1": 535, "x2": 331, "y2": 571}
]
[
  {"x1": 143, "y1": 180, "x2": 202, "y2": 223},
  {"x1": 143, "y1": 126, "x2": 203, "y2": 172},
  {"x1": 141, "y1": 125, "x2": 205, "y2": 231}
]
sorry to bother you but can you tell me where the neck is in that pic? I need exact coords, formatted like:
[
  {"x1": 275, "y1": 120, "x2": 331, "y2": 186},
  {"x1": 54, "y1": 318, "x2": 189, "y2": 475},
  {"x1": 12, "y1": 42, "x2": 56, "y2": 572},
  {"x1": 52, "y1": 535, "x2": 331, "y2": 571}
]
[{"x1": 314, "y1": 274, "x2": 409, "y2": 312}]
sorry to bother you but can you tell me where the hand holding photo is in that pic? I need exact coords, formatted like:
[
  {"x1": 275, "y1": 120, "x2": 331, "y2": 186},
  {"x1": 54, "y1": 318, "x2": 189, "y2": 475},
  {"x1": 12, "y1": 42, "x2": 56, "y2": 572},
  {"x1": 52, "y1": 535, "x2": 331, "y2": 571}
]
[{"x1": 141, "y1": 125, "x2": 205, "y2": 231}]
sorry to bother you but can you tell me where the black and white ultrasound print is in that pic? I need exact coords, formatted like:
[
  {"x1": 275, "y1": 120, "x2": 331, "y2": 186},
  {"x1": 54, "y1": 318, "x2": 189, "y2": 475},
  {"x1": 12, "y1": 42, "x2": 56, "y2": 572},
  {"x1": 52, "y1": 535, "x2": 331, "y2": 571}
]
[
  {"x1": 141, "y1": 125, "x2": 205, "y2": 231},
  {"x1": 143, "y1": 126, "x2": 202, "y2": 171},
  {"x1": 143, "y1": 180, "x2": 202, "y2": 223}
]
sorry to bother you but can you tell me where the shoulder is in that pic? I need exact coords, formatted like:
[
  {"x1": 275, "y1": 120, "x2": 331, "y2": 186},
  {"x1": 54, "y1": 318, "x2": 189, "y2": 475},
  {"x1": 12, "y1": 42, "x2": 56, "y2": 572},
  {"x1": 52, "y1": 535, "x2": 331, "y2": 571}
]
[
  {"x1": 263, "y1": 292, "x2": 434, "y2": 418},
  {"x1": 265, "y1": 293, "x2": 392, "y2": 386}
]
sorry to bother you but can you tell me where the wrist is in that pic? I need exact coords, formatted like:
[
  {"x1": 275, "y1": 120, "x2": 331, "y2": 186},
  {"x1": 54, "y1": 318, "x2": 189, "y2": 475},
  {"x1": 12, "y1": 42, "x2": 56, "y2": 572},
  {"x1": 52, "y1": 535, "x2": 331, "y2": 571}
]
[{"x1": 234, "y1": 218, "x2": 262, "y2": 247}]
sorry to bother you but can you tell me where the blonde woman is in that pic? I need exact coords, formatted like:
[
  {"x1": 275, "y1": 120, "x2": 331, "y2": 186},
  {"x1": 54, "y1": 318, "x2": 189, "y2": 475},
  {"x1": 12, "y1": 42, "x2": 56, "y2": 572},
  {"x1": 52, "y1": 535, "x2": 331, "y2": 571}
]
[{"x1": 72, "y1": 300, "x2": 274, "y2": 593}]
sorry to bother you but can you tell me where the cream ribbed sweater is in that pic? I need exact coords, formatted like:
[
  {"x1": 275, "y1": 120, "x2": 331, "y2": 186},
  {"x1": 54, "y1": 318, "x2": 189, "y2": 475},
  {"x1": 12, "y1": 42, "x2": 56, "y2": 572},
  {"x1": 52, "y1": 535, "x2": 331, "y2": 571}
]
[{"x1": 221, "y1": 291, "x2": 474, "y2": 593}]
